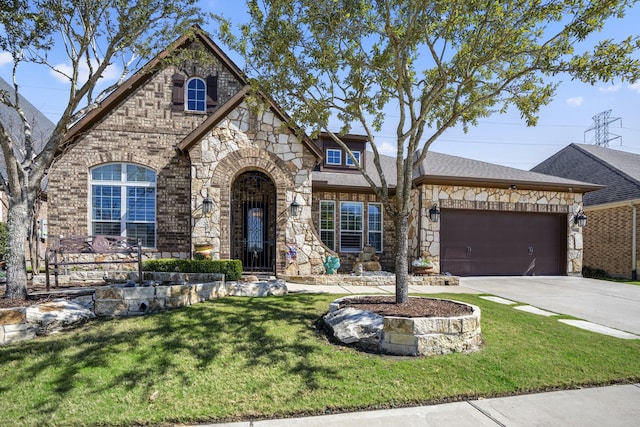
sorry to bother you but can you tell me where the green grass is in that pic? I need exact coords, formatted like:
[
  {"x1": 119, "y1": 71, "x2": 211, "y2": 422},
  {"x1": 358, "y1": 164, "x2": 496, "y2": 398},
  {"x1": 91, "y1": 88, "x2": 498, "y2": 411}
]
[{"x1": 1, "y1": 293, "x2": 639, "y2": 426}]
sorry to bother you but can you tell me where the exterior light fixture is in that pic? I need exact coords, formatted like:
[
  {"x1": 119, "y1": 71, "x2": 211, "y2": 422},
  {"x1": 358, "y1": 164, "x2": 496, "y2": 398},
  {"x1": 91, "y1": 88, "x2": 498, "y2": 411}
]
[
  {"x1": 573, "y1": 209, "x2": 587, "y2": 227},
  {"x1": 429, "y1": 203, "x2": 440, "y2": 222},
  {"x1": 290, "y1": 195, "x2": 301, "y2": 218},
  {"x1": 202, "y1": 197, "x2": 213, "y2": 215}
]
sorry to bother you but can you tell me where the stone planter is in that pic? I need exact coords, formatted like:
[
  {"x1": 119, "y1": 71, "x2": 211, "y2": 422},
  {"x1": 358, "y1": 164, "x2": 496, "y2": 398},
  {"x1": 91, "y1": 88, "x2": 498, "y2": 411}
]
[{"x1": 325, "y1": 296, "x2": 482, "y2": 357}]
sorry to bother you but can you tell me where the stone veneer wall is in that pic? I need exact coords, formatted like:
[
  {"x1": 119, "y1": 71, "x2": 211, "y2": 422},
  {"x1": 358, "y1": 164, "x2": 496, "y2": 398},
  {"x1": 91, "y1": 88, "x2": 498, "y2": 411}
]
[
  {"x1": 188, "y1": 101, "x2": 331, "y2": 276},
  {"x1": 583, "y1": 203, "x2": 639, "y2": 279},
  {"x1": 411, "y1": 184, "x2": 585, "y2": 275},
  {"x1": 311, "y1": 191, "x2": 396, "y2": 272},
  {"x1": 47, "y1": 42, "x2": 243, "y2": 258}
]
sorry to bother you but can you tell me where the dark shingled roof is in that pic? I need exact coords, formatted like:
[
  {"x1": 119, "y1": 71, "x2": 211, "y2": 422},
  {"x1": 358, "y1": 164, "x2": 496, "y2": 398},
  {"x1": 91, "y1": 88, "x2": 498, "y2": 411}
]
[
  {"x1": 0, "y1": 77, "x2": 55, "y2": 179},
  {"x1": 531, "y1": 143, "x2": 640, "y2": 206},
  {"x1": 314, "y1": 149, "x2": 602, "y2": 193}
]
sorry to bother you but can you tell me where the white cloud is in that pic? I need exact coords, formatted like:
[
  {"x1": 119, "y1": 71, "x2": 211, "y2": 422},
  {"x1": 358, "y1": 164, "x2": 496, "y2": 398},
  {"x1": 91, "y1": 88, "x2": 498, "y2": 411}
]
[
  {"x1": 50, "y1": 59, "x2": 121, "y2": 85},
  {"x1": 377, "y1": 142, "x2": 396, "y2": 156},
  {"x1": 629, "y1": 81, "x2": 640, "y2": 94},
  {"x1": 598, "y1": 84, "x2": 621, "y2": 93},
  {"x1": 0, "y1": 51, "x2": 12, "y2": 67},
  {"x1": 566, "y1": 96, "x2": 584, "y2": 107}
]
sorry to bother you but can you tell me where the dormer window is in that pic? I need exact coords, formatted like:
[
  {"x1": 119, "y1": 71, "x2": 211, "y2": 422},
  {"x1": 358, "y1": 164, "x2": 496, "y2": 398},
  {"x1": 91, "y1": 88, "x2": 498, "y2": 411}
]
[
  {"x1": 187, "y1": 77, "x2": 206, "y2": 112},
  {"x1": 172, "y1": 73, "x2": 218, "y2": 113},
  {"x1": 326, "y1": 149, "x2": 342, "y2": 165},
  {"x1": 346, "y1": 151, "x2": 361, "y2": 166}
]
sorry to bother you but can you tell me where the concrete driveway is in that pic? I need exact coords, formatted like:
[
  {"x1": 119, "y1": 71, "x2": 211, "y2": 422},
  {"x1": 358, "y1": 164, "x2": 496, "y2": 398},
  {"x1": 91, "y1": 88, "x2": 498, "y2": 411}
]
[{"x1": 460, "y1": 276, "x2": 640, "y2": 335}]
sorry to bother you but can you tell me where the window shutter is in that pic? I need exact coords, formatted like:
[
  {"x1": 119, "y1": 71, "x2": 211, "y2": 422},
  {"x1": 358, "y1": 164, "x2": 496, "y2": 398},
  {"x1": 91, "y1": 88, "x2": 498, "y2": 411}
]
[
  {"x1": 206, "y1": 75, "x2": 218, "y2": 112},
  {"x1": 172, "y1": 73, "x2": 185, "y2": 110}
]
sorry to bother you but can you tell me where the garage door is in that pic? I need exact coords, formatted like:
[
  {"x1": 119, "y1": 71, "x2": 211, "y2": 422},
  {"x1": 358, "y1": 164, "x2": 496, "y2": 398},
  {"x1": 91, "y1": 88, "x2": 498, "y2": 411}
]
[{"x1": 440, "y1": 209, "x2": 567, "y2": 276}]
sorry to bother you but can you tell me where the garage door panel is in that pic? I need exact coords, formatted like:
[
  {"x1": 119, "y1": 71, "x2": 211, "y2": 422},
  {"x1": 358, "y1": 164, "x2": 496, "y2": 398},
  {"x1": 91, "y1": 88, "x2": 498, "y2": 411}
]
[{"x1": 440, "y1": 209, "x2": 566, "y2": 276}]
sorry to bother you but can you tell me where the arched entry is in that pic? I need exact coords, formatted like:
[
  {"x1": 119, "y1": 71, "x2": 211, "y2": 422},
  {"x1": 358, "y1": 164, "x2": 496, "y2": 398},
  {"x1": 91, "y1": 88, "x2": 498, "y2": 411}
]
[{"x1": 231, "y1": 171, "x2": 277, "y2": 272}]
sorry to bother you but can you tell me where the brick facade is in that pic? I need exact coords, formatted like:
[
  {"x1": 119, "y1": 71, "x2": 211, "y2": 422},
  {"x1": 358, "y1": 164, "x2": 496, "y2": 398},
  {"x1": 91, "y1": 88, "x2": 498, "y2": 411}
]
[
  {"x1": 48, "y1": 42, "x2": 243, "y2": 258},
  {"x1": 584, "y1": 203, "x2": 640, "y2": 279}
]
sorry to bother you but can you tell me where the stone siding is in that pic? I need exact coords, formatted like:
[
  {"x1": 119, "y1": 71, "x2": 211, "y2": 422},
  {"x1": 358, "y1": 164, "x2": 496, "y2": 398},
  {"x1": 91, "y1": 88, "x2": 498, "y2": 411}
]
[
  {"x1": 584, "y1": 203, "x2": 639, "y2": 279},
  {"x1": 188, "y1": 101, "x2": 328, "y2": 275},
  {"x1": 412, "y1": 184, "x2": 584, "y2": 275}
]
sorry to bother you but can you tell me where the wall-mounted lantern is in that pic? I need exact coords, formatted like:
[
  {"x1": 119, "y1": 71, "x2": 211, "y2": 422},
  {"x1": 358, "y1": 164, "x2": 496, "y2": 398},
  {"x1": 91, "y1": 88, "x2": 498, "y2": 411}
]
[
  {"x1": 429, "y1": 203, "x2": 440, "y2": 222},
  {"x1": 290, "y1": 195, "x2": 301, "y2": 218},
  {"x1": 573, "y1": 209, "x2": 587, "y2": 227},
  {"x1": 202, "y1": 197, "x2": 213, "y2": 215},
  {"x1": 193, "y1": 196, "x2": 214, "y2": 216}
]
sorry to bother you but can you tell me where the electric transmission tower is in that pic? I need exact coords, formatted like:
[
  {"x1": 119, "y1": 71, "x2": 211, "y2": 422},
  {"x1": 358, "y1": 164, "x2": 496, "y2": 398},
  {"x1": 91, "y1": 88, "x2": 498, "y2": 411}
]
[{"x1": 584, "y1": 110, "x2": 621, "y2": 147}]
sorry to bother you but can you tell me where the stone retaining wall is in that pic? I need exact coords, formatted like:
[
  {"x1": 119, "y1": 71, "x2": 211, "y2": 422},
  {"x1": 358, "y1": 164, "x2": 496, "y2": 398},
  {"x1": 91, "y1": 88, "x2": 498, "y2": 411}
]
[
  {"x1": 1, "y1": 273, "x2": 227, "y2": 345},
  {"x1": 281, "y1": 274, "x2": 459, "y2": 287}
]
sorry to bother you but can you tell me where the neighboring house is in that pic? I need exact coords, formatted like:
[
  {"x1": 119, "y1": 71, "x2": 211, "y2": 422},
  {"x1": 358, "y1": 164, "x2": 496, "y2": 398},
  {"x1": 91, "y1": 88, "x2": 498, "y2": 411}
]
[
  {"x1": 46, "y1": 28, "x2": 601, "y2": 277},
  {"x1": 532, "y1": 143, "x2": 640, "y2": 279}
]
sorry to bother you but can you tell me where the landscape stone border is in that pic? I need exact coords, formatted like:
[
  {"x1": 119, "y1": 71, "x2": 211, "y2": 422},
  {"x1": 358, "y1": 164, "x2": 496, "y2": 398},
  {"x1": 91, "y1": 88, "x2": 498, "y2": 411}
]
[
  {"x1": 325, "y1": 296, "x2": 482, "y2": 356},
  {"x1": 0, "y1": 274, "x2": 288, "y2": 346}
]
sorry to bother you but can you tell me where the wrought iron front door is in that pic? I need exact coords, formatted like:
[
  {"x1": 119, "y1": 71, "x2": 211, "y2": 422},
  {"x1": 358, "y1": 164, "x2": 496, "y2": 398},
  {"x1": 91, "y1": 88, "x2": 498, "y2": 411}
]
[{"x1": 231, "y1": 171, "x2": 276, "y2": 272}]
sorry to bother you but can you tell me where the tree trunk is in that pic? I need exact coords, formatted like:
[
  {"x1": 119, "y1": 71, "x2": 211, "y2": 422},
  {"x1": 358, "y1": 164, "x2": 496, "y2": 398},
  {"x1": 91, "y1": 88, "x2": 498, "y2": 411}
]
[
  {"x1": 394, "y1": 213, "x2": 410, "y2": 304},
  {"x1": 4, "y1": 199, "x2": 30, "y2": 299}
]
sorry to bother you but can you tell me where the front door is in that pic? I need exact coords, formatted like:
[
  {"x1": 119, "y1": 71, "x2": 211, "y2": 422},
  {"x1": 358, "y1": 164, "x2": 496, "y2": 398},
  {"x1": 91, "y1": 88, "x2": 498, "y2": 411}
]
[{"x1": 231, "y1": 171, "x2": 276, "y2": 272}]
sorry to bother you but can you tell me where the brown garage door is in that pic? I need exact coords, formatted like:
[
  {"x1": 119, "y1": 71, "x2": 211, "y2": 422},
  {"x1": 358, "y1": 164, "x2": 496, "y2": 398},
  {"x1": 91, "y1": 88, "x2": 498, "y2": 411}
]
[{"x1": 440, "y1": 209, "x2": 567, "y2": 276}]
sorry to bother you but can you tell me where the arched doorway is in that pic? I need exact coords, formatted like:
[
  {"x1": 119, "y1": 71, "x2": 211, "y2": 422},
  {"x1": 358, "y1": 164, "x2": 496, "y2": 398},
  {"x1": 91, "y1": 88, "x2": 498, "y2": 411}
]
[{"x1": 231, "y1": 171, "x2": 277, "y2": 272}]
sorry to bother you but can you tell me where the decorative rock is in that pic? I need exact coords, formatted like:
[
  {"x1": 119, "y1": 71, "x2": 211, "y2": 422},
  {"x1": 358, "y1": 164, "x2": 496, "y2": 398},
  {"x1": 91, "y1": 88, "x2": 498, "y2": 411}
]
[
  {"x1": 323, "y1": 307, "x2": 383, "y2": 351},
  {"x1": 25, "y1": 300, "x2": 95, "y2": 335},
  {"x1": 226, "y1": 280, "x2": 288, "y2": 297}
]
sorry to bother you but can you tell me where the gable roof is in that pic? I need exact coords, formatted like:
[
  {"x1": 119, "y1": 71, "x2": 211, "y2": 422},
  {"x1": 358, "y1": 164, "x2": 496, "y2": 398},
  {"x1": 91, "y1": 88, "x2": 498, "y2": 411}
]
[
  {"x1": 0, "y1": 76, "x2": 55, "y2": 179},
  {"x1": 531, "y1": 143, "x2": 640, "y2": 205},
  {"x1": 61, "y1": 27, "x2": 243, "y2": 150},
  {"x1": 61, "y1": 27, "x2": 322, "y2": 161},
  {"x1": 313, "y1": 148, "x2": 602, "y2": 193}
]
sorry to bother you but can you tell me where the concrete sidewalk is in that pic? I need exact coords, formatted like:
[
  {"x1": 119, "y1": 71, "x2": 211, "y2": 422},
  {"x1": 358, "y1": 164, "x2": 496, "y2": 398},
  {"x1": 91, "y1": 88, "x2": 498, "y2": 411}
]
[{"x1": 194, "y1": 384, "x2": 640, "y2": 427}]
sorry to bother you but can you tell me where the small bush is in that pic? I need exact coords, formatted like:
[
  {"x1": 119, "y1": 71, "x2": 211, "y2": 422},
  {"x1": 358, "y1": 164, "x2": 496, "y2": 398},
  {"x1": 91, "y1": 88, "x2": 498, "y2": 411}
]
[
  {"x1": 582, "y1": 265, "x2": 610, "y2": 279},
  {"x1": 142, "y1": 258, "x2": 243, "y2": 281}
]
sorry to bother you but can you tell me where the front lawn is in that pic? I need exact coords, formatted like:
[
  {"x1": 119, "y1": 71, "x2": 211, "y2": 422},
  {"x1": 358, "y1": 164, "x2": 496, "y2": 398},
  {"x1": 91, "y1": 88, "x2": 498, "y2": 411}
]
[{"x1": 1, "y1": 293, "x2": 639, "y2": 426}]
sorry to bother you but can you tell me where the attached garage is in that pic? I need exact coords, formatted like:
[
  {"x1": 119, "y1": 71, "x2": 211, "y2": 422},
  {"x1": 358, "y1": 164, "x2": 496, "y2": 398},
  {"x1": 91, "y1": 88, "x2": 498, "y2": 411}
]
[{"x1": 440, "y1": 209, "x2": 567, "y2": 276}]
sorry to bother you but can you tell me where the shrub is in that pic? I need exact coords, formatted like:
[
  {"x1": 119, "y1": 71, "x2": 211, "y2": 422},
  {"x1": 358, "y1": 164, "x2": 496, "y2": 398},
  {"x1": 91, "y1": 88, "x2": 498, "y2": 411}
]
[
  {"x1": 582, "y1": 265, "x2": 610, "y2": 279},
  {"x1": 142, "y1": 258, "x2": 243, "y2": 281}
]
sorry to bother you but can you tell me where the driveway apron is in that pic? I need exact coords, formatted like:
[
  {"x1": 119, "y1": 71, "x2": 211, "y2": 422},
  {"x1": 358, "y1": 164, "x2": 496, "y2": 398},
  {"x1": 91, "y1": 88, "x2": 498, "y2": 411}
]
[{"x1": 460, "y1": 276, "x2": 640, "y2": 335}]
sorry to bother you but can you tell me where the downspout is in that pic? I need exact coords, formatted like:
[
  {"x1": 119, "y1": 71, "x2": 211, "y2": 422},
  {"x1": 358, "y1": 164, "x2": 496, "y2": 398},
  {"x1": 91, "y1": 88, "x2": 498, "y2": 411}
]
[{"x1": 632, "y1": 204, "x2": 637, "y2": 280}]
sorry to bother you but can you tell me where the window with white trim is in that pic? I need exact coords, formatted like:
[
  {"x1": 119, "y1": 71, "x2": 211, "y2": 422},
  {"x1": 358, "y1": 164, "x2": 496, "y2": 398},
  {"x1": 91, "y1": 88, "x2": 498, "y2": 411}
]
[
  {"x1": 346, "y1": 150, "x2": 361, "y2": 166},
  {"x1": 186, "y1": 77, "x2": 206, "y2": 112},
  {"x1": 340, "y1": 201, "x2": 363, "y2": 252},
  {"x1": 91, "y1": 164, "x2": 156, "y2": 247},
  {"x1": 368, "y1": 203, "x2": 383, "y2": 252},
  {"x1": 319, "y1": 200, "x2": 335, "y2": 251},
  {"x1": 326, "y1": 149, "x2": 342, "y2": 165}
]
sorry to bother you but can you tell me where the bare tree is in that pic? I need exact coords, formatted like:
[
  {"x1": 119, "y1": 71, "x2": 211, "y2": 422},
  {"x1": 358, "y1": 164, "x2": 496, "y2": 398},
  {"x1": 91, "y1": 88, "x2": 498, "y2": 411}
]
[{"x1": 0, "y1": 0, "x2": 212, "y2": 299}]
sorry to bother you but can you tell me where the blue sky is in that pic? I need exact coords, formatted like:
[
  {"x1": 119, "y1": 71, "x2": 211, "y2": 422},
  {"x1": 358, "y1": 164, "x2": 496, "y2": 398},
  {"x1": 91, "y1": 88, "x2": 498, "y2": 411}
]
[{"x1": 1, "y1": 1, "x2": 639, "y2": 170}]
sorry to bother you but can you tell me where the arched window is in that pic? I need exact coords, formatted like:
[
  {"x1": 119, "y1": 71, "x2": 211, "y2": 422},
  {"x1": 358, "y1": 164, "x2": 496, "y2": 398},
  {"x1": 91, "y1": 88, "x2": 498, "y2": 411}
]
[
  {"x1": 90, "y1": 164, "x2": 156, "y2": 247},
  {"x1": 186, "y1": 77, "x2": 206, "y2": 112}
]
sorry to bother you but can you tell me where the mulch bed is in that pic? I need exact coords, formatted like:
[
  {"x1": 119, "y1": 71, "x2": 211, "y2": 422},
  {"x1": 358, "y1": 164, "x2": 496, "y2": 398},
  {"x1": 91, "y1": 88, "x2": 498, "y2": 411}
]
[
  {"x1": 0, "y1": 280, "x2": 100, "y2": 309},
  {"x1": 338, "y1": 296, "x2": 473, "y2": 318}
]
